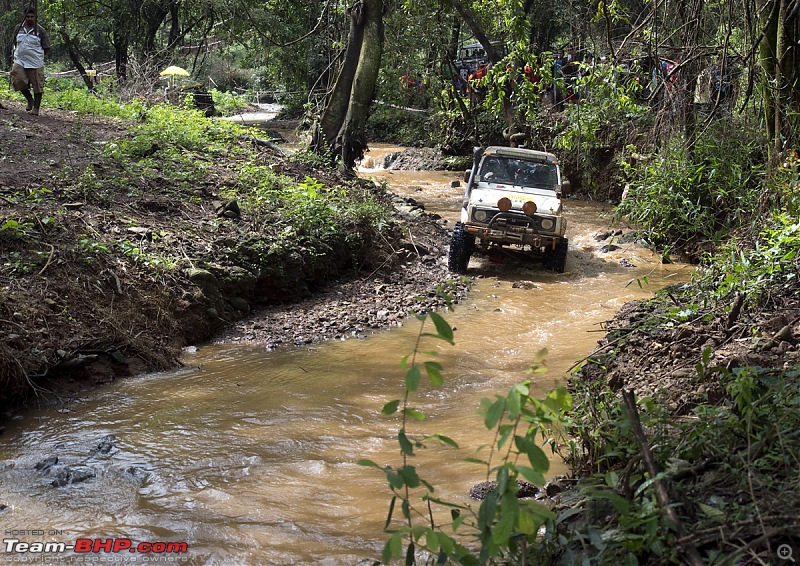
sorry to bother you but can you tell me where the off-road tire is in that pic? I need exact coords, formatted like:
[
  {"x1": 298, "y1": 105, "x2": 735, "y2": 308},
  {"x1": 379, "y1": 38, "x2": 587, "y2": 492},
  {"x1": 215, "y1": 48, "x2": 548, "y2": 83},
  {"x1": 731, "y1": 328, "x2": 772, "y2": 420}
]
[
  {"x1": 448, "y1": 222, "x2": 474, "y2": 274},
  {"x1": 543, "y1": 237, "x2": 568, "y2": 273}
]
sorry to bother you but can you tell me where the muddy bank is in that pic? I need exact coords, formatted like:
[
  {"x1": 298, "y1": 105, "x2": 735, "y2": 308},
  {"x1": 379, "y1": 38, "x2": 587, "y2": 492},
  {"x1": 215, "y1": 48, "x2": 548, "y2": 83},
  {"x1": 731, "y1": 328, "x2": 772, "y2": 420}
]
[{"x1": 0, "y1": 101, "x2": 468, "y2": 417}]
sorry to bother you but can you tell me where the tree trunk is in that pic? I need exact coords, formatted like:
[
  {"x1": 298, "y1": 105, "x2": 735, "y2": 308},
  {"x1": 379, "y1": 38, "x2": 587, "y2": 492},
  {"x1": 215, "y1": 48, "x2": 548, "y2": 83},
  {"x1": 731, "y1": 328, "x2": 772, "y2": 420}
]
[
  {"x1": 758, "y1": 0, "x2": 800, "y2": 169},
  {"x1": 56, "y1": 18, "x2": 94, "y2": 93},
  {"x1": 113, "y1": 29, "x2": 129, "y2": 81},
  {"x1": 313, "y1": 0, "x2": 384, "y2": 172}
]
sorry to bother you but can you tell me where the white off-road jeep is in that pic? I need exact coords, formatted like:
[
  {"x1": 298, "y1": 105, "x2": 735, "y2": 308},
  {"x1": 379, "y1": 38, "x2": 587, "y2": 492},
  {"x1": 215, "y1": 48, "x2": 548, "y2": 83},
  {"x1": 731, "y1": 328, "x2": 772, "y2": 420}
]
[{"x1": 448, "y1": 146, "x2": 569, "y2": 273}]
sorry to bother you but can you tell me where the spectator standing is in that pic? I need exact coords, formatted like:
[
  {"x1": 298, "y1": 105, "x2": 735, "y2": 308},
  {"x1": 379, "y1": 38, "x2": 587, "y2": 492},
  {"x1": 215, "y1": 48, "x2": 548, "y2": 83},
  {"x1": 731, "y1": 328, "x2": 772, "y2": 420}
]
[{"x1": 10, "y1": 8, "x2": 51, "y2": 116}]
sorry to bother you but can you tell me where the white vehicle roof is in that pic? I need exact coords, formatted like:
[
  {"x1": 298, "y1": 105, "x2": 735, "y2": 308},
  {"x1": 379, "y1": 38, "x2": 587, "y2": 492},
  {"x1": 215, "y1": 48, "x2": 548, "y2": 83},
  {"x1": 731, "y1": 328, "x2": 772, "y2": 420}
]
[{"x1": 482, "y1": 146, "x2": 558, "y2": 164}]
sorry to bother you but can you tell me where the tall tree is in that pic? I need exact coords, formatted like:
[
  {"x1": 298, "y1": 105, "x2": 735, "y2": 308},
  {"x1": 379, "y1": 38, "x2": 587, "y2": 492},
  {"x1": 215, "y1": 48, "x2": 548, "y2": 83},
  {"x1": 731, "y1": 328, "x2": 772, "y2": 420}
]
[
  {"x1": 759, "y1": 0, "x2": 800, "y2": 166},
  {"x1": 313, "y1": 0, "x2": 385, "y2": 171}
]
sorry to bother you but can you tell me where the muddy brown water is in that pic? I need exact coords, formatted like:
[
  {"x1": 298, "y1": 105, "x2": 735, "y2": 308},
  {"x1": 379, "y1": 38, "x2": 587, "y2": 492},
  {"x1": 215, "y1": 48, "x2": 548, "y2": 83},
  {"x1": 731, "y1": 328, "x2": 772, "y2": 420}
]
[{"x1": 0, "y1": 144, "x2": 692, "y2": 564}]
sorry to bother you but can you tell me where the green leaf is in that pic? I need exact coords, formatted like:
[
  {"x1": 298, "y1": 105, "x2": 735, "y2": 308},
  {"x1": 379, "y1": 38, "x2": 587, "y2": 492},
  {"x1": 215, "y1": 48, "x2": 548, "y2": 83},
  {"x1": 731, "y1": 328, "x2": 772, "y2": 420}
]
[
  {"x1": 382, "y1": 400, "x2": 400, "y2": 415},
  {"x1": 398, "y1": 430, "x2": 414, "y2": 456},
  {"x1": 517, "y1": 508, "x2": 539, "y2": 535},
  {"x1": 429, "y1": 311, "x2": 454, "y2": 344},
  {"x1": 424, "y1": 530, "x2": 440, "y2": 553},
  {"x1": 424, "y1": 361, "x2": 445, "y2": 386},
  {"x1": 402, "y1": 407, "x2": 426, "y2": 421},
  {"x1": 387, "y1": 470, "x2": 403, "y2": 490},
  {"x1": 491, "y1": 507, "x2": 517, "y2": 544},
  {"x1": 497, "y1": 424, "x2": 514, "y2": 450},
  {"x1": 484, "y1": 397, "x2": 507, "y2": 429},
  {"x1": 517, "y1": 465, "x2": 546, "y2": 487},
  {"x1": 507, "y1": 388, "x2": 522, "y2": 419},
  {"x1": 356, "y1": 459, "x2": 381, "y2": 469},
  {"x1": 514, "y1": 436, "x2": 550, "y2": 472},
  {"x1": 405, "y1": 365, "x2": 422, "y2": 393},
  {"x1": 698, "y1": 502, "x2": 724, "y2": 518},
  {"x1": 522, "y1": 500, "x2": 555, "y2": 522},
  {"x1": 429, "y1": 433, "x2": 459, "y2": 448},
  {"x1": 384, "y1": 532, "x2": 403, "y2": 562},
  {"x1": 398, "y1": 465, "x2": 421, "y2": 488},
  {"x1": 556, "y1": 506, "x2": 584, "y2": 524},
  {"x1": 593, "y1": 490, "x2": 630, "y2": 514},
  {"x1": 496, "y1": 466, "x2": 510, "y2": 494}
]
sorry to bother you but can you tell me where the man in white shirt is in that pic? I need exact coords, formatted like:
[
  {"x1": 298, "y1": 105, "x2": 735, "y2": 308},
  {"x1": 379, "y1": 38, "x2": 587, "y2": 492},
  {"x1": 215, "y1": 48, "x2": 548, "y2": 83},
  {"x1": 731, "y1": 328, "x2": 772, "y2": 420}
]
[{"x1": 10, "y1": 8, "x2": 51, "y2": 116}]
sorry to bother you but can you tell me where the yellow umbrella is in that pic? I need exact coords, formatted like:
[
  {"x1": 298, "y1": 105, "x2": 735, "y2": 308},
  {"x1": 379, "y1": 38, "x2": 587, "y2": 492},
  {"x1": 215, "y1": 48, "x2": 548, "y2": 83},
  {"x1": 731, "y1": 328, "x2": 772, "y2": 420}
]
[
  {"x1": 159, "y1": 66, "x2": 190, "y2": 92},
  {"x1": 159, "y1": 65, "x2": 190, "y2": 77}
]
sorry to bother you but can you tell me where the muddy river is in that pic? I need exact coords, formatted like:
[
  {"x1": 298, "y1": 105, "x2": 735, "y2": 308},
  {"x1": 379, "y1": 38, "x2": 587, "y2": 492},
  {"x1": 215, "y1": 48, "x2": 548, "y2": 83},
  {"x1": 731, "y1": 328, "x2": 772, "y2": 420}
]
[{"x1": 0, "y1": 145, "x2": 692, "y2": 564}]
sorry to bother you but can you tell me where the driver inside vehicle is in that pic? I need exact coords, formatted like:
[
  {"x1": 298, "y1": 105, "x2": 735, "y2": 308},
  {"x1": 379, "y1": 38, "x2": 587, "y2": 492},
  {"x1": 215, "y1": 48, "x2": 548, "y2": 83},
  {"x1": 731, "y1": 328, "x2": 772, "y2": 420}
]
[{"x1": 480, "y1": 157, "x2": 509, "y2": 183}]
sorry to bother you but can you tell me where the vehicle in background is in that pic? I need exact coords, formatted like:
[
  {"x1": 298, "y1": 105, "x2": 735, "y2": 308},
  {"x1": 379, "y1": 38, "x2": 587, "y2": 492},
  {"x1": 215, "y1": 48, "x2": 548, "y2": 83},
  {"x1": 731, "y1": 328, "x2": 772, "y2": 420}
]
[
  {"x1": 455, "y1": 41, "x2": 508, "y2": 75},
  {"x1": 449, "y1": 146, "x2": 570, "y2": 274}
]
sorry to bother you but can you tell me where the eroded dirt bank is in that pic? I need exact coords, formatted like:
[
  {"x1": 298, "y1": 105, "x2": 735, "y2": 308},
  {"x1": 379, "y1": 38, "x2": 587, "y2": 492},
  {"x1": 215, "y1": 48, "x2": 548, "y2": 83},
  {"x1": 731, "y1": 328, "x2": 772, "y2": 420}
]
[{"x1": 0, "y1": 101, "x2": 467, "y2": 416}]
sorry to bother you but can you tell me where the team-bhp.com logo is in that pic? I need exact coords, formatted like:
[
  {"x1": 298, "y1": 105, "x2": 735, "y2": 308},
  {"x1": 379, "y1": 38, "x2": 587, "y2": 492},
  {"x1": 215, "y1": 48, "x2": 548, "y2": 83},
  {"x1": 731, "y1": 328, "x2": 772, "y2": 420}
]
[{"x1": 3, "y1": 538, "x2": 188, "y2": 560}]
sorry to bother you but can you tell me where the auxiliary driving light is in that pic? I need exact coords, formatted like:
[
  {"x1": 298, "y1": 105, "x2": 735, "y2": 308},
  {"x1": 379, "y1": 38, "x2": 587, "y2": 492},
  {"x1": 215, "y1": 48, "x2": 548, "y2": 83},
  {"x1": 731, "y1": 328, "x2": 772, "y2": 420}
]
[
  {"x1": 497, "y1": 197, "x2": 512, "y2": 212},
  {"x1": 522, "y1": 201, "x2": 537, "y2": 216}
]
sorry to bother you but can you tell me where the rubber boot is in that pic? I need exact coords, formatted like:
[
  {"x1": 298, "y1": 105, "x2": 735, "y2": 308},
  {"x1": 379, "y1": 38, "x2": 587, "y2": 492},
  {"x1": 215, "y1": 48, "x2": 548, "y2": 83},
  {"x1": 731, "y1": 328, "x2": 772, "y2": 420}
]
[
  {"x1": 22, "y1": 89, "x2": 34, "y2": 112},
  {"x1": 31, "y1": 93, "x2": 42, "y2": 116}
]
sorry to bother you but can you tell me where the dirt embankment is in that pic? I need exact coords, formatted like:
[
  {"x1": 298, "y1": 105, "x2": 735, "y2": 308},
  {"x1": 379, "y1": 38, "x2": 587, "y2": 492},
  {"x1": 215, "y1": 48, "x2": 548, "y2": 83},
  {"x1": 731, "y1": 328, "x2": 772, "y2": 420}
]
[{"x1": 0, "y1": 101, "x2": 469, "y2": 417}]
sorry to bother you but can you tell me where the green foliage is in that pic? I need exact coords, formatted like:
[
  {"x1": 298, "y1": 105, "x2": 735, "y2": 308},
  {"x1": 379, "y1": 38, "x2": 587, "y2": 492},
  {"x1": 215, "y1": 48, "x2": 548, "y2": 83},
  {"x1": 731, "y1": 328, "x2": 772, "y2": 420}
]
[
  {"x1": 116, "y1": 238, "x2": 177, "y2": 273},
  {"x1": 46, "y1": 81, "x2": 148, "y2": 119},
  {"x1": 366, "y1": 104, "x2": 431, "y2": 145},
  {"x1": 0, "y1": 219, "x2": 34, "y2": 239},
  {"x1": 615, "y1": 123, "x2": 765, "y2": 250},
  {"x1": 772, "y1": 148, "x2": 800, "y2": 216},
  {"x1": 361, "y1": 310, "x2": 572, "y2": 564},
  {"x1": 556, "y1": 63, "x2": 647, "y2": 151},
  {"x1": 210, "y1": 88, "x2": 250, "y2": 116},
  {"x1": 698, "y1": 212, "x2": 800, "y2": 308},
  {"x1": 106, "y1": 104, "x2": 246, "y2": 158}
]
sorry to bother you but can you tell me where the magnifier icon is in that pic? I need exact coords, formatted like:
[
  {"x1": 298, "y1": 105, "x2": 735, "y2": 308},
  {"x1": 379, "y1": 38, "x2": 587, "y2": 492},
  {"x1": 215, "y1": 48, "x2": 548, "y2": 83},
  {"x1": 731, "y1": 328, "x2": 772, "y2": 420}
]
[{"x1": 779, "y1": 544, "x2": 796, "y2": 562}]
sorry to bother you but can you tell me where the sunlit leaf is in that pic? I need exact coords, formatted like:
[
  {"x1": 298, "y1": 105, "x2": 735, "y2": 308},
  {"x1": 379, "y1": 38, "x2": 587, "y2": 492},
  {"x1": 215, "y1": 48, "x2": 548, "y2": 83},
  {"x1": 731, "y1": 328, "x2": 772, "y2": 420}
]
[
  {"x1": 403, "y1": 407, "x2": 426, "y2": 421},
  {"x1": 424, "y1": 361, "x2": 445, "y2": 385}
]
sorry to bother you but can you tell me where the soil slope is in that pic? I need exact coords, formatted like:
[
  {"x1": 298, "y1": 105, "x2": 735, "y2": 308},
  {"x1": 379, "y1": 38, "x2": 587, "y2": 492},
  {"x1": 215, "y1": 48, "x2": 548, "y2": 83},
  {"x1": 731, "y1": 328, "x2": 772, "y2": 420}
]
[{"x1": 0, "y1": 100, "x2": 468, "y2": 416}]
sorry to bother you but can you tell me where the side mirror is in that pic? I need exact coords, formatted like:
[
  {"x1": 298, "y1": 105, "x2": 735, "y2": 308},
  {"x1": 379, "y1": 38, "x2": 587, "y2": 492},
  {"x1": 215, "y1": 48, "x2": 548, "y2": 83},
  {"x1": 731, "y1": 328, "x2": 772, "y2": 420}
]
[
  {"x1": 560, "y1": 180, "x2": 571, "y2": 197},
  {"x1": 463, "y1": 169, "x2": 471, "y2": 183}
]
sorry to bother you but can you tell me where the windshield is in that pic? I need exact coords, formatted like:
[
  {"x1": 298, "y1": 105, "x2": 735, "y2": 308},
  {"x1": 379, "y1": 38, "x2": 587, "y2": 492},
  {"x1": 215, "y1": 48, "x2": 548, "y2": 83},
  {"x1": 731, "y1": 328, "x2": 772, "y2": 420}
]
[{"x1": 478, "y1": 157, "x2": 558, "y2": 190}]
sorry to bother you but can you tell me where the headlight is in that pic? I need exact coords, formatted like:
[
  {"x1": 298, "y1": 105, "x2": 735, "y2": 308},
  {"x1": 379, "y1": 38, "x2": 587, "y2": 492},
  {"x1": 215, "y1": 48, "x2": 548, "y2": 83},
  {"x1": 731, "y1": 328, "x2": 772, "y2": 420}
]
[
  {"x1": 474, "y1": 209, "x2": 488, "y2": 222},
  {"x1": 540, "y1": 218, "x2": 556, "y2": 231}
]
